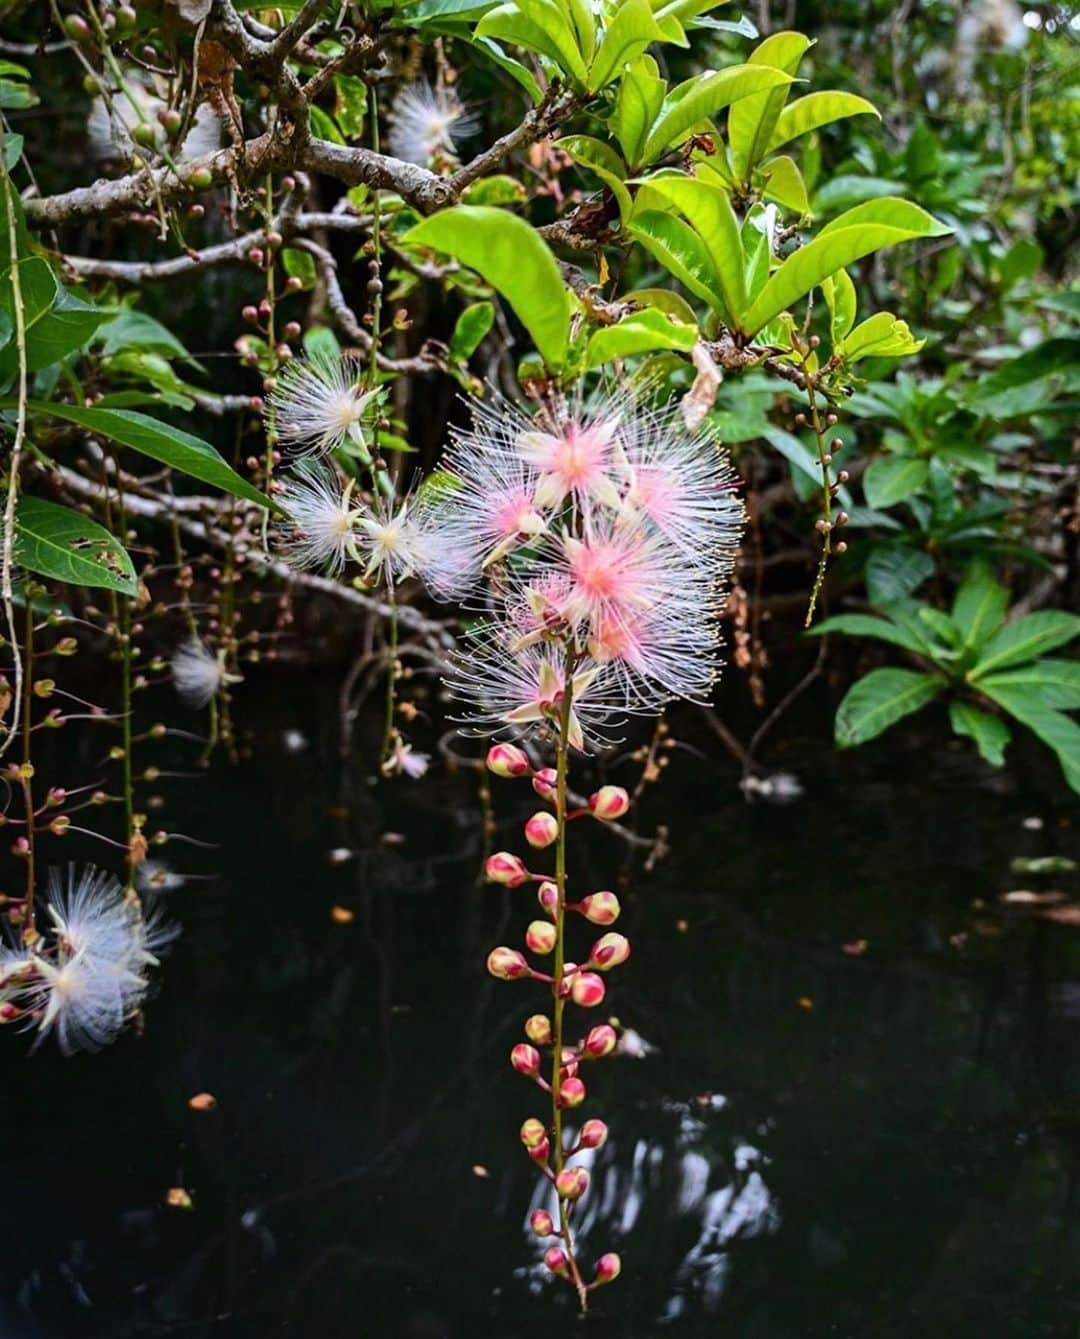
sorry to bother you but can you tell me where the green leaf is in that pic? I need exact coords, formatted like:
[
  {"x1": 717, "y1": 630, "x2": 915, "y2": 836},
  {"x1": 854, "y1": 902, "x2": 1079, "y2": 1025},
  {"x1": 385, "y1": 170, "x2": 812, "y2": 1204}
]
[
  {"x1": 950, "y1": 563, "x2": 1008, "y2": 650},
  {"x1": 865, "y1": 544, "x2": 934, "y2": 604},
  {"x1": 821, "y1": 267, "x2": 856, "y2": 342},
  {"x1": 970, "y1": 338, "x2": 1080, "y2": 411},
  {"x1": 95, "y1": 308, "x2": 195, "y2": 363},
  {"x1": 25, "y1": 403, "x2": 273, "y2": 509},
  {"x1": 283, "y1": 247, "x2": 317, "y2": 291},
  {"x1": 971, "y1": 611, "x2": 1080, "y2": 678},
  {"x1": 863, "y1": 455, "x2": 929, "y2": 508},
  {"x1": 728, "y1": 31, "x2": 810, "y2": 179},
  {"x1": 404, "y1": 206, "x2": 569, "y2": 369},
  {"x1": 585, "y1": 307, "x2": 697, "y2": 368},
  {"x1": 977, "y1": 685, "x2": 1080, "y2": 795},
  {"x1": 309, "y1": 104, "x2": 344, "y2": 145},
  {"x1": 638, "y1": 172, "x2": 747, "y2": 329},
  {"x1": 334, "y1": 74, "x2": 368, "y2": 139},
  {"x1": 12, "y1": 494, "x2": 137, "y2": 596},
  {"x1": 808, "y1": 611, "x2": 933, "y2": 656},
  {"x1": 840, "y1": 312, "x2": 924, "y2": 361},
  {"x1": 949, "y1": 701, "x2": 1011, "y2": 767},
  {"x1": 742, "y1": 198, "x2": 952, "y2": 334},
  {"x1": 588, "y1": 0, "x2": 664, "y2": 92},
  {"x1": 461, "y1": 174, "x2": 527, "y2": 206},
  {"x1": 450, "y1": 300, "x2": 495, "y2": 360},
  {"x1": 761, "y1": 155, "x2": 808, "y2": 215},
  {"x1": 21, "y1": 286, "x2": 108, "y2": 373},
  {"x1": 476, "y1": 0, "x2": 588, "y2": 84},
  {"x1": 979, "y1": 660, "x2": 1080, "y2": 712},
  {"x1": 558, "y1": 135, "x2": 632, "y2": 225},
  {"x1": 643, "y1": 63, "x2": 795, "y2": 163},
  {"x1": 627, "y1": 210, "x2": 722, "y2": 311},
  {"x1": 834, "y1": 667, "x2": 943, "y2": 748},
  {"x1": 767, "y1": 90, "x2": 878, "y2": 153},
  {"x1": 612, "y1": 54, "x2": 667, "y2": 167}
]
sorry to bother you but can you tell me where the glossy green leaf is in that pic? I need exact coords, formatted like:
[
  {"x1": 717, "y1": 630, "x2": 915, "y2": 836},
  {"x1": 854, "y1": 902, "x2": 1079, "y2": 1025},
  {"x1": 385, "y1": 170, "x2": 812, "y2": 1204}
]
[
  {"x1": 835, "y1": 668, "x2": 943, "y2": 748},
  {"x1": 767, "y1": 91, "x2": 878, "y2": 152},
  {"x1": 949, "y1": 701, "x2": 1011, "y2": 767},
  {"x1": 808, "y1": 611, "x2": 933, "y2": 656},
  {"x1": 627, "y1": 210, "x2": 722, "y2": 311},
  {"x1": 476, "y1": 0, "x2": 588, "y2": 84},
  {"x1": 558, "y1": 135, "x2": 633, "y2": 225},
  {"x1": 585, "y1": 307, "x2": 697, "y2": 368},
  {"x1": 404, "y1": 206, "x2": 569, "y2": 368},
  {"x1": 643, "y1": 63, "x2": 794, "y2": 163},
  {"x1": 865, "y1": 544, "x2": 934, "y2": 604},
  {"x1": 95, "y1": 309, "x2": 196, "y2": 363},
  {"x1": 950, "y1": 563, "x2": 1008, "y2": 649},
  {"x1": 613, "y1": 54, "x2": 667, "y2": 166},
  {"x1": 970, "y1": 611, "x2": 1080, "y2": 678},
  {"x1": 761, "y1": 155, "x2": 809, "y2": 215},
  {"x1": 26, "y1": 402, "x2": 273, "y2": 509},
  {"x1": 977, "y1": 686, "x2": 1080, "y2": 794},
  {"x1": 979, "y1": 660, "x2": 1080, "y2": 712},
  {"x1": 863, "y1": 455, "x2": 929, "y2": 509},
  {"x1": 450, "y1": 301, "x2": 495, "y2": 360},
  {"x1": 728, "y1": 31, "x2": 810, "y2": 178},
  {"x1": 567, "y1": 0, "x2": 596, "y2": 62},
  {"x1": 821, "y1": 267, "x2": 857, "y2": 342},
  {"x1": 588, "y1": 0, "x2": 664, "y2": 91},
  {"x1": 742, "y1": 198, "x2": 951, "y2": 334},
  {"x1": 841, "y1": 312, "x2": 924, "y2": 361},
  {"x1": 640, "y1": 172, "x2": 747, "y2": 328},
  {"x1": 12, "y1": 494, "x2": 137, "y2": 596}
]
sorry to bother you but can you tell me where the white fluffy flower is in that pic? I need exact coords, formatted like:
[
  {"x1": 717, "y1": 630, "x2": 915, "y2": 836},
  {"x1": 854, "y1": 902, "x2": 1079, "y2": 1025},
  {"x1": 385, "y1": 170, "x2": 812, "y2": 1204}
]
[
  {"x1": 275, "y1": 462, "x2": 359, "y2": 574},
  {"x1": 387, "y1": 82, "x2": 476, "y2": 166},
  {"x1": 268, "y1": 352, "x2": 378, "y2": 457},
  {"x1": 88, "y1": 78, "x2": 221, "y2": 165},
  {"x1": 356, "y1": 495, "x2": 430, "y2": 585},
  {"x1": 171, "y1": 638, "x2": 239, "y2": 709}
]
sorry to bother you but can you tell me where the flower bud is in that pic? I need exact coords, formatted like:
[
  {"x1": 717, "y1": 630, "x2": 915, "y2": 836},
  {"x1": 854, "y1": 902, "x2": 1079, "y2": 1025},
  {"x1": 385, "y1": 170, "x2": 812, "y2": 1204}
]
[
  {"x1": 532, "y1": 767, "x2": 557, "y2": 799},
  {"x1": 537, "y1": 881, "x2": 558, "y2": 915},
  {"x1": 524, "y1": 1013, "x2": 552, "y2": 1045},
  {"x1": 558, "y1": 963, "x2": 579, "y2": 997},
  {"x1": 589, "y1": 785, "x2": 630, "y2": 821},
  {"x1": 485, "y1": 852, "x2": 528, "y2": 887},
  {"x1": 530, "y1": 1208, "x2": 556, "y2": 1237},
  {"x1": 511, "y1": 1043, "x2": 541, "y2": 1077},
  {"x1": 188, "y1": 166, "x2": 214, "y2": 189},
  {"x1": 559, "y1": 1075, "x2": 586, "y2": 1107},
  {"x1": 555, "y1": 1166, "x2": 590, "y2": 1200},
  {"x1": 579, "y1": 1118, "x2": 608, "y2": 1149},
  {"x1": 487, "y1": 946, "x2": 529, "y2": 980},
  {"x1": 525, "y1": 920, "x2": 556, "y2": 955},
  {"x1": 580, "y1": 891, "x2": 620, "y2": 925},
  {"x1": 593, "y1": 1252, "x2": 622, "y2": 1286},
  {"x1": 584, "y1": 1021, "x2": 617, "y2": 1056},
  {"x1": 544, "y1": 1246, "x2": 568, "y2": 1275},
  {"x1": 570, "y1": 972, "x2": 605, "y2": 1008},
  {"x1": 486, "y1": 742, "x2": 529, "y2": 777},
  {"x1": 520, "y1": 1117, "x2": 547, "y2": 1148},
  {"x1": 528, "y1": 1137, "x2": 550, "y2": 1165},
  {"x1": 590, "y1": 932, "x2": 631, "y2": 971},
  {"x1": 524, "y1": 811, "x2": 558, "y2": 848}
]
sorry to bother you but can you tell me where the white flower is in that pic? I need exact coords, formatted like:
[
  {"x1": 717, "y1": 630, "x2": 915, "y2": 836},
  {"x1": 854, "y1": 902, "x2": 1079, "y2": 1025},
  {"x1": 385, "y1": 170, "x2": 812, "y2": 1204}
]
[
  {"x1": 268, "y1": 352, "x2": 377, "y2": 457},
  {"x1": 383, "y1": 738, "x2": 431, "y2": 779},
  {"x1": 356, "y1": 495, "x2": 429, "y2": 584},
  {"x1": 25, "y1": 949, "x2": 127, "y2": 1055},
  {"x1": 88, "y1": 77, "x2": 221, "y2": 165},
  {"x1": 171, "y1": 638, "x2": 239, "y2": 709},
  {"x1": 387, "y1": 82, "x2": 476, "y2": 166},
  {"x1": 275, "y1": 462, "x2": 359, "y2": 574}
]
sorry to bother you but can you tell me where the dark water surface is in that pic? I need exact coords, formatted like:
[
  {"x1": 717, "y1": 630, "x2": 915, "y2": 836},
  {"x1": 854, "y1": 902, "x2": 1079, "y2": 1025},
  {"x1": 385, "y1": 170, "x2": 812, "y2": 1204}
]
[{"x1": 2, "y1": 667, "x2": 1079, "y2": 1338}]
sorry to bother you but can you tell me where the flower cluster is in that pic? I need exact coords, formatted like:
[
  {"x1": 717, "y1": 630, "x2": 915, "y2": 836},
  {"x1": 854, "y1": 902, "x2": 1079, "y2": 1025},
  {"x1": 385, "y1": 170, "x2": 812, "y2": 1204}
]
[
  {"x1": 0, "y1": 865, "x2": 176, "y2": 1054},
  {"x1": 419, "y1": 388, "x2": 743, "y2": 747}
]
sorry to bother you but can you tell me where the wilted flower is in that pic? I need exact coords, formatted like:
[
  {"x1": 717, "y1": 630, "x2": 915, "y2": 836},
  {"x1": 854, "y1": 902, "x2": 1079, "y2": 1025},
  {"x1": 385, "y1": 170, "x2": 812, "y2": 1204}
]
[
  {"x1": 171, "y1": 639, "x2": 238, "y2": 709},
  {"x1": 275, "y1": 462, "x2": 359, "y2": 575},
  {"x1": 267, "y1": 351, "x2": 377, "y2": 457},
  {"x1": 387, "y1": 81, "x2": 476, "y2": 167}
]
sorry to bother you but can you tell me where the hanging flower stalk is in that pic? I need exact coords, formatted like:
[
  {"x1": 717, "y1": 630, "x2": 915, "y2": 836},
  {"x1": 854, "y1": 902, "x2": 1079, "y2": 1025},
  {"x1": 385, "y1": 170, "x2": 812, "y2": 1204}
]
[{"x1": 416, "y1": 386, "x2": 743, "y2": 1305}]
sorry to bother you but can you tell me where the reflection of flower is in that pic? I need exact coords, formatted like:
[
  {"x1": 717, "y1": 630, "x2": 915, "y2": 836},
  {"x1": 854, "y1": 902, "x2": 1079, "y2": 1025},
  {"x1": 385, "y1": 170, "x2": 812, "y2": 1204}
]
[
  {"x1": 387, "y1": 82, "x2": 476, "y2": 166},
  {"x1": 0, "y1": 866, "x2": 177, "y2": 1055}
]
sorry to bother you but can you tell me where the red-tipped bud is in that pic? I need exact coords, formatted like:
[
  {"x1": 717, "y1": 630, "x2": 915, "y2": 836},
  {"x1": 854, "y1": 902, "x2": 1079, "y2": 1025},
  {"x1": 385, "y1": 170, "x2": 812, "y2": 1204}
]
[
  {"x1": 581, "y1": 891, "x2": 621, "y2": 925},
  {"x1": 589, "y1": 785, "x2": 630, "y2": 820},
  {"x1": 486, "y1": 742, "x2": 530, "y2": 777},
  {"x1": 520, "y1": 1117, "x2": 547, "y2": 1148},
  {"x1": 544, "y1": 1245, "x2": 568, "y2": 1275},
  {"x1": 530, "y1": 1208, "x2": 556, "y2": 1237},
  {"x1": 487, "y1": 946, "x2": 529, "y2": 980},
  {"x1": 590, "y1": 932, "x2": 631, "y2": 971},
  {"x1": 579, "y1": 1118, "x2": 608, "y2": 1149},
  {"x1": 511, "y1": 1043, "x2": 541, "y2": 1077},
  {"x1": 532, "y1": 767, "x2": 557, "y2": 799},
  {"x1": 537, "y1": 881, "x2": 558, "y2": 916},
  {"x1": 558, "y1": 963, "x2": 579, "y2": 997},
  {"x1": 525, "y1": 920, "x2": 557, "y2": 955},
  {"x1": 525, "y1": 811, "x2": 558, "y2": 848},
  {"x1": 593, "y1": 1252, "x2": 622, "y2": 1286},
  {"x1": 555, "y1": 1166, "x2": 590, "y2": 1200},
  {"x1": 584, "y1": 1024, "x2": 617, "y2": 1058},
  {"x1": 571, "y1": 972, "x2": 606, "y2": 1008},
  {"x1": 528, "y1": 1137, "x2": 551, "y2": 1165},
  {"x1": 485, "y1": 852, "x2": 528, "y2": 887},
  {"x1": 559, "y1": 1075, "x2": 586, "y2": 1107},
  {"x1": 525, "y1": 1013, "x2": 553, "y2": 1045}
]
